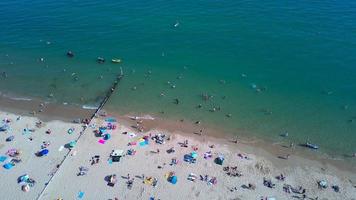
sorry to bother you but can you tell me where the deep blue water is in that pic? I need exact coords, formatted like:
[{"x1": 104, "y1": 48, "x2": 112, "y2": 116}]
[{"x1": 0, "y1": 0, "x2": 356, "y2": 157}]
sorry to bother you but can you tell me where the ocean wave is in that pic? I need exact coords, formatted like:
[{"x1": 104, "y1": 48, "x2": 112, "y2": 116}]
[
  {"x1": 82, "y1": 105, "x2": 99, "y2": 110},
  {"x1": 128, "y1": 115, "x2": 155, "y2": 120},
  {"x1": 10, "y1": 97, "x2": 32, "y2": 101}
]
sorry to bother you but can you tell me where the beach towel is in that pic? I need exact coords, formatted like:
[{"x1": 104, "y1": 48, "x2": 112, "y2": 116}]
[
  {"x1": 105, "y1": 117, "x2": 117, "y2": 122},
  {"x1": 77, "y1": 191, "x2": 84, "y2": 199},
  {"x1": 129, "y1": 142, "x2": 137, "y2": 146},
  {"x1": 3, "y1": 163, "x2": 14, "y2": 169},
  {"x1": 191, "y1": 152, "x2": 198, "y2": 158},
  {"x1": 58, "y1": 146, "x2": 64, "y2": 152},
  {"x1": 22, "y1": 128, "x2": 30, "y2": 135},
  {"x1": 139, "y1": 141, "x2": 147, "y2": 147},
  {"x1": 98, "y1": 139, "x2": 106, "y2": 144},
  {"x1": 0, "y1": 156, "x2": 7, "y2": 162}
]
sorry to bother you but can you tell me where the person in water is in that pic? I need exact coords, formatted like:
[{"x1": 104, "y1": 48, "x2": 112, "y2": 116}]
[{"x1": 67, "y1": 51, "x2": 74, "y2": 57}]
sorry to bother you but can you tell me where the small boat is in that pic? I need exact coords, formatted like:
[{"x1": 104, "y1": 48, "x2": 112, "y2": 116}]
[
  {"x1": 111, "y1": 59, "x2": 121, "y2": 63},
  {"x1": 305, "y1": 142, "x2": 319, "y2": 150}
]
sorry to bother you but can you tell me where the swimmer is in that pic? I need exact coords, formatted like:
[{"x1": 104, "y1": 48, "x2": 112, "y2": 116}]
[{"x1": 67, "y1": 51, "x2": 74, "y2": 57}]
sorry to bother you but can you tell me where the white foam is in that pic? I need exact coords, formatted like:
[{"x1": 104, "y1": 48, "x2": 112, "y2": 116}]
[
  {"x1": 82, "y1": 105, "x2": 98, "y2": 110},
  {"x1": 10, "y1": 97, "x2": 32, "y2": 101}
]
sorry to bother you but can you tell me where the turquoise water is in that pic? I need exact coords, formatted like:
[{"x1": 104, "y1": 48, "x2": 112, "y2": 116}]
[{"x1": 0, "y1": 1, "x2": 355, "y2": 157}]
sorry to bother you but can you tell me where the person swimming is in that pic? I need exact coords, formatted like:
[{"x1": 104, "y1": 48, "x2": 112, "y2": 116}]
[
  {"x1": 67, "y1": 51, "x2": 74, "y2": 57},
  {"x1": 1, "y1": 71, "x2": 7, "y2": 78},
  {"x1": 97, "y1": 57, "x2": 105, "y2": 63}
]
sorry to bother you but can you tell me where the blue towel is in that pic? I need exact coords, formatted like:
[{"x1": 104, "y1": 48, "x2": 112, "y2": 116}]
[
  {"x1": 3, "y1": 163, "x2": 13, "y2": 169},
  {"x1": 0, "y1": 156, "x2": 7, "y2": 162},
  {"x1": 78, "y1": 191, "x2": 84, "y2": 199},
  {"x1": 105, "y1": 118, "x2": 117, "y2": 122}
]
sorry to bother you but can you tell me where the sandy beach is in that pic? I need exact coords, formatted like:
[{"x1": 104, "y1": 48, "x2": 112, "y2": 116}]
[{"x1": 0, "y1": 107, "x2": 355, "y2": 200}]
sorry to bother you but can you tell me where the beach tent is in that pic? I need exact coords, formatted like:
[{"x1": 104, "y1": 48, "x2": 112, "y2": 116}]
[
  {"x1": 215, "y1": 155, "x2": 224, "y2": 165},
  {"x1": 18, "y1": 174, "x2": 30, "y2": 183},
  {"x1": 184, "y1": 154, "x2": 196, "y2": 163},
  {"x1": 69, "y1": 141, "x2": 77, "y2": 148},
  {"x1": 168, "y1": 176, "x2": 177, "y2": 184},
  {"x1": 38, "y1": 149, "x2": 49, "y2": 157},
  {"x1": 99, "y1": 127, "x2": 107, "y2": 135},
  {"x1": 111, "y1": 149, "x2": 124, "y2": 162},
  {"x1": 103, "y1": 133, "x2": 111, "y2": 140}
]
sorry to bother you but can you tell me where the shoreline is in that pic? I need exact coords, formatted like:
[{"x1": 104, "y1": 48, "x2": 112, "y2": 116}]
[{"x1": 0, "y1": 93, "x2": 355, "y2": 176}]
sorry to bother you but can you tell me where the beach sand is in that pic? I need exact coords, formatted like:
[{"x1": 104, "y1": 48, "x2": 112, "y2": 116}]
[{"x1": 0, "y1": 109, "x2": 355, "y2": 200}]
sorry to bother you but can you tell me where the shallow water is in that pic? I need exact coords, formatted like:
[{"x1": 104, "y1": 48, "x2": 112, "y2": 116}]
[{"x1": 0, "y1": 0, "x2": 356, "y2": 157}]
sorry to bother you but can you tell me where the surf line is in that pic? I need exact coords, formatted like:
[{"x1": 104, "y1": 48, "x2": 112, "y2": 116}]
[{"x1": 36, "y1": 67, "x2": 124, "y2": 200}]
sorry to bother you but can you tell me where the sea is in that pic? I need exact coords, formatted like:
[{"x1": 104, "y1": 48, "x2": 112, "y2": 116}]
[{"x1": 0, "y1": 0, "x2": 355, "y2": 160}]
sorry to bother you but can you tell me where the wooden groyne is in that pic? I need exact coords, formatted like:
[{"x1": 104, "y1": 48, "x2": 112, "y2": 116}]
[{"x1": 36, "y1": 68, "x2": 124, "y2": 200}]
